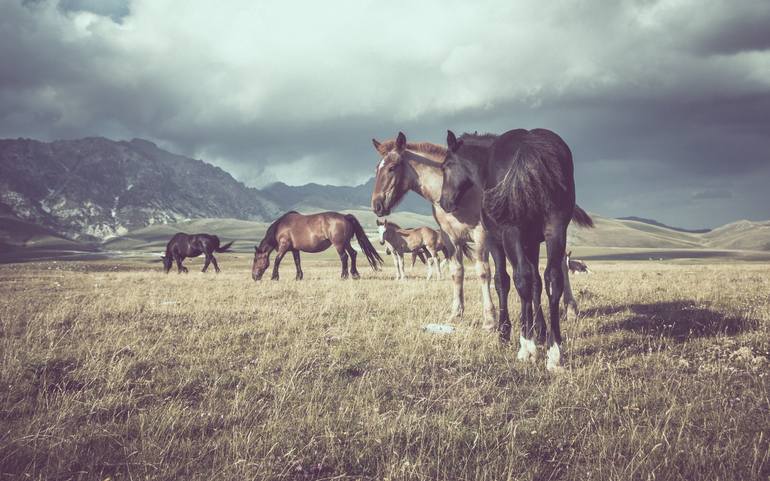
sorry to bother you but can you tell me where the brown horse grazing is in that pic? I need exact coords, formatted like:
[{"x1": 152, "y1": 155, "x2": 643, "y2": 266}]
[
  {"x1": 439, "y1": 129, "x2": 594, "y2": 371},
  {"x1": 252, "y1": 211, "x2": 383, "y2": 281},
  {"x1": 370, "y1": 132, "x2": 589, "y2": 332},
  {"x1": 161, "y1": 233, "x2": 233, "y2": 274},
  {"x1": 376, "y1": 219, "x2": 446, "y2": 280}
]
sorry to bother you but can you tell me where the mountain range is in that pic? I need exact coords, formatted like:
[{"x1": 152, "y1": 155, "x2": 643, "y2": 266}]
[{"x1": 1, "y1": 136, "x2": 768, "y2": 255}]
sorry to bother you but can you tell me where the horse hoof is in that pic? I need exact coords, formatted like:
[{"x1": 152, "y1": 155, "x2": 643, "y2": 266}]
[
  {"x1": 546, "y1": 344, "x2": 563, "y2": 372},
  {"x1": 271, "y1": 276, "x2": 279, "y2": 281},
  {"x1": 351, "y1": 273, "x2": 360, "y2": 280}
]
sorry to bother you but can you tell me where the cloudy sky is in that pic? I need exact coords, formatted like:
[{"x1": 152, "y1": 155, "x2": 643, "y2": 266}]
[{"x1": 1, "y1": 0, "x2": 769, "y2": 228}]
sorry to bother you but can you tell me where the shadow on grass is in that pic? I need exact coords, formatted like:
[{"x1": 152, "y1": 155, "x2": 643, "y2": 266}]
[{"x1": 592, "y1": 301, "x2": 757, "y2": 342}]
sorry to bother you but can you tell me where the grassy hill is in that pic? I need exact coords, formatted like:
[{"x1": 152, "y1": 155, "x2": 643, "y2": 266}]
[{"x1": 3, "y1": 208, "x2": 770, "y2": 263}]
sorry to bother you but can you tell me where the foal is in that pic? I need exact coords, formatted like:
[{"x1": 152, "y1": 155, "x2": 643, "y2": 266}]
[{"x1": 377, "y1": 219, "x2": 444, "y2": 280}]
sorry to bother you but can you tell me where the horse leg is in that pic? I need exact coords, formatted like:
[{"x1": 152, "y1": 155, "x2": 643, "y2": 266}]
[
  {"x1": 503, "y1": 231, "x2": 536, "y2": 362},
  {"x1": 176, "y1": 255, "x2": 188, "y2": 274},
  {"x1": 211, "y1": 255, "x2": 220, "y2": 273},
  {"x1": 490, "y1": 240, "x2": 511, "y2": 342},
  {"x1": 271, "y1": 245, "x2": 289, "y2": 281},
  {"x1": 202, "y1": 254, "x2": 211, "y2": 273},
  {"x1": 291, "y1": 250, "x2": 303, "y2": 280},
  {"x1": 475, "y1": 244, "x2": 496, "y2": 331},
  {"x1": 344, "y1": 244, "x2": 360, "y2": 280},
  {"x1": 396, "y1": 251, "x2": 406, "y2": 280},
  {"x1": 562, "y1": 257, "x2": 578, "y2": 321},
  {"x1": 544, "y1": 225, "x2": 568, "y2": 372},
  {"x1": 390, "y1": 247, "x2": 400, "y2": 280},
  {"x1": 448, "y1": 245, "x2": 465, "y2": 322},
  {"x1": 336, "y1": 244, "x2": 349, "y2": 279},
  {"x1": 524, "y1": 240, "x2": 547, "y2": 345}
]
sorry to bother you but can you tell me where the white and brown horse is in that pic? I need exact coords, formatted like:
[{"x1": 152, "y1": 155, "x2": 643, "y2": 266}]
[
  {"x1": 370, "y1": 132, "x2": 588, "y2": 332},
  {"x1": 376, "y1": 219, "x2": 446, "y2": 280}
]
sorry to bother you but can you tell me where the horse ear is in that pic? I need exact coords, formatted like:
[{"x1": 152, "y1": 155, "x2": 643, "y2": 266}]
[
  {"x1": 395, "y1": 132, "x2": 407, "y2": 153},
  {"x1": 254, "y1": 245, "x2": 258, "y2": 252},
  {"x1": 376, "y1": 219, "x2": 382, "y2": 226},
  {"x1": 566, "y1": 250, "x2": 572, "y2": 258},
  {"x1": 447, "y1": 130, "x2": 463, "y2": 152}
]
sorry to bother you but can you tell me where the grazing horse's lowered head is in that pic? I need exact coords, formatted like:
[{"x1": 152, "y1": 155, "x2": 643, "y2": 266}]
[
  {"x1": 252, "y1": 245, "x2": 271, "y2": 281},
  {"x1": 161, "y1": 254, "x2": 173, "y2": 273}
]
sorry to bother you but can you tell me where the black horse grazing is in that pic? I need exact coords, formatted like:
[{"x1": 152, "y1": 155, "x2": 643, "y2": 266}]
[
  {"x1": 439, "y1": 129, "x2": 593, "y2": 372},
  {"x1": 161, "y1": 233, "x2": 233, "y2": 274}
]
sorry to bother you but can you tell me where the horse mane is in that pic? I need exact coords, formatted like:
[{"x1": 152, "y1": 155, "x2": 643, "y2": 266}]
[
  {"x1": 460, "y1": 132, "x2": 497, "y2": 145},
  {"x1": 259, "y1": 211, "x2": 298, "y2": 251},
  {"x1": 379, "y1": 139, "x2": 447, "y2": 159}
]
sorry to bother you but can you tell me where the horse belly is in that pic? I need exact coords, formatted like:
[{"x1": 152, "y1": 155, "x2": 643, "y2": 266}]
[{"x1": 297, "y1": 239, "x2": 332, "y2": 253}]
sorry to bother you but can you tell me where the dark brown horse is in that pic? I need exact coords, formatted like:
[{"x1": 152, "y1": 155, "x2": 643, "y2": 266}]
[
  {"x1": 252, "y1": 211, "x2": 382, "y2": 281},
  {"x1": 161, "y1": 233, "x2": 233, "y2": 274},
  {"x1": 439, "y1": 129, "x2": 593, "y2": 372}
]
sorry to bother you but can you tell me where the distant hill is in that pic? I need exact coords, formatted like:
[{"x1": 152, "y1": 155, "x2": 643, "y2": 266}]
[
  {"x1": 0, "y1": 137, "x2": 281, "y2": 241},
  {"x1": 701, "y1": 219, "x2": 770, "y2": 251},
  {"x1": 1, "y1": 136, "x2": 768, "y2": 256},
  {"x1": 569, "y1": 215, "x2": 770, "y2": 252},
  {"x1": 617, "y1": 216, "x2": 711, "y2": 234},
  {"x1": 260, "y1": 178, "x2": 432, "y2": 215}
]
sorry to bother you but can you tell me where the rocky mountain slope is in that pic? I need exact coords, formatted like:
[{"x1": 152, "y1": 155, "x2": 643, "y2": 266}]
[{"x1": 0, "y1": 137, "x2": 281, "y2": 240}]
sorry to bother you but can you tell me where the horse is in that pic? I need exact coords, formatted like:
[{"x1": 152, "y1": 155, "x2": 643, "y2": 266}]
[
  {"x1": 370, "y1": 132, "x2": 590, "y2": 333},
  {"x1": 252, "y1": 211, "x2": 382, "y2": 281},
  {"x1": 161, "y1": 233, "x2": 233, "y2": 274},
  {"x1": 376, "y1": 219, "x2": 446, "y2": 280},
  {"x1": 566, "y1": 251, "x2": 591, "y2": 274},
  {"x1": 439, "y1": 129, "x2": 593, "y2": 371}
]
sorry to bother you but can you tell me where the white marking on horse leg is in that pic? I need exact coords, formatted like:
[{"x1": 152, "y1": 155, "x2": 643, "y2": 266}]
[
  {"x1": 546, "y1": 343, "x2": 564, "y2": 373},
  {"x1": 448, "y1": 257, "x2": 464, "y2": 321},
  {"x1": 476, "y1": 259, "x2": 496, "y2": 331},
  {"x1": 426, "y1": 255, "x2": 433, "y2": 280},
  {"x1": 517, "y1": 336, "x2": 537, "y2": 363},
  {"x1": 397, "y1": 253, "x2": 406, "y2": 280}
]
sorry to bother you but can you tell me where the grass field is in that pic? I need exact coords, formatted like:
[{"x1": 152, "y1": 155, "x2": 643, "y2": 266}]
[{"x1": 1, "y1": 254, "x2": 769, "y2": 480}]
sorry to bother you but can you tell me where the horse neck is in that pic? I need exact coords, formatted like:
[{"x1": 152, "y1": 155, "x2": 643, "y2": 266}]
[
  {"x1": 258, "y1": 237, "x2": 276, "y2": 253},
  {"x1": 457, "y1": 143, "x2": 490, "y2": 187},
  {"x1": 384, "y1": 228, "x2": 406, "y2": 250},
  {"x1": 403, "y1": 151, "x2": 443, "y2": 203}
]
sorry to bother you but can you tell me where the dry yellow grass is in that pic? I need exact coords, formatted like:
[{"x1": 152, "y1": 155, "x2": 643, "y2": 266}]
[{"x1": 1, "y1": 254, "x2": 769, "y2": 480}]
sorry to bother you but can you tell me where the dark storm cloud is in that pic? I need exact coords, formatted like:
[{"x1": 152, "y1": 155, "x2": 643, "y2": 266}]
[
  {"x1": 0, "y1": 0, "x2": 768, "y2": 228},
  {"x1": 692, "y1": 189, "x2": 733, "y2": 200}
]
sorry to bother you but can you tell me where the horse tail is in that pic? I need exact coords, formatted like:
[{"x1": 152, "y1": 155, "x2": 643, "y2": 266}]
[
  {"x1": 345, "y1": 214, "x2": 383, "y2": 270},
  {"x1": 215, "y1": 240, "x2": 234, "y2": 252},
  {"x1": 571, "y1": 205, "x2": 594, "y2": 228}
]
